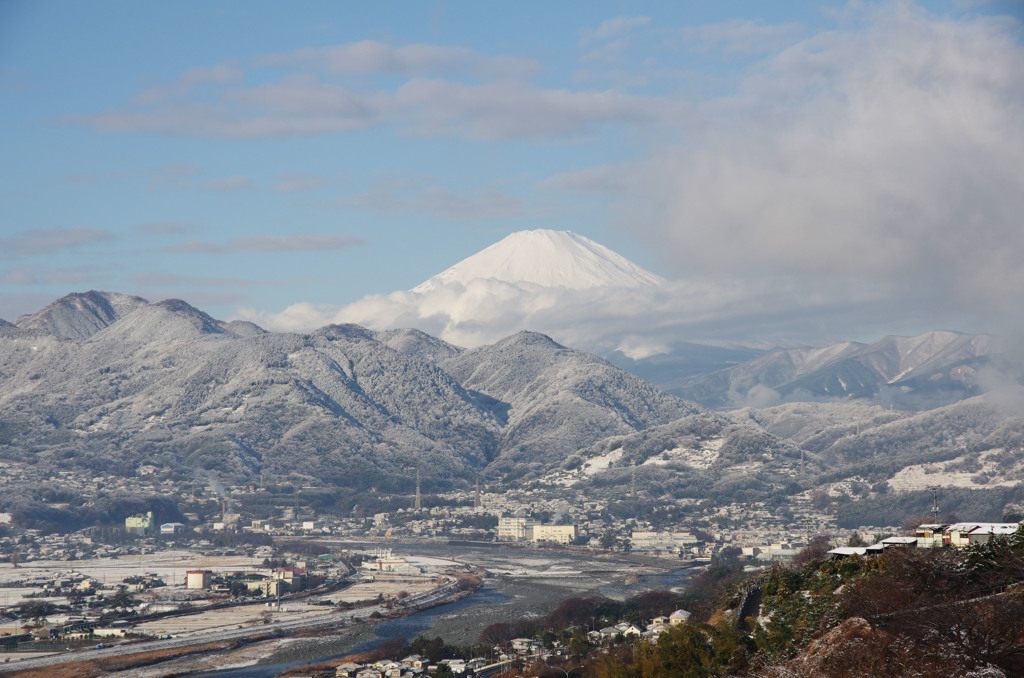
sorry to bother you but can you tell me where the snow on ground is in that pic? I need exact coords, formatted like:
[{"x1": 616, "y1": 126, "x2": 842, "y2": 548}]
[
  {"x1": 888, "y1": 448, "x2": 1021, "y2": 491},
  {"x1": 539, "y1": 437, "x2": 725, "y2": 487},
  {"x1": 581, "y1": 447, "x2": 624, "y2": 476},
  {"x1": 400, "y1": 555, "x2": 462, "y2": 570},
  {"x1": 642, "y1": 438, "x2": 723, "y2": 470},
  {"x1": 0, "y1": 552, "x2": 266, "y2": 607}
]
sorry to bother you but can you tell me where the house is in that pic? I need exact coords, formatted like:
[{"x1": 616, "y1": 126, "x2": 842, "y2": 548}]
[
  {"x1": 915, "y1": 523, "x2": 947, "y2": 548},
  {"x1": 615, "y1": 622, "x2": 642, "y2": 638},
  {"x1": 336, "y1": 662, "x2": 362, "y2": 677},
  {"x1": 642, "y1": 623, "x2": 670, "y2": 640},
  {"x1": 511, "y1": 637, "x2": 539, "y2": 653},
  {"x1": 966, "y1": 523, "x2": 1019, "y2": 545},
  {"x1": 401, "y1": 655, "x2": 424, "y2": 668},
  {"x1": 827, "y1": 546, "x2": 869, "y2": 559},
  {"x1": 669, "y1": 609, "x2": 692, "y2": 625}
]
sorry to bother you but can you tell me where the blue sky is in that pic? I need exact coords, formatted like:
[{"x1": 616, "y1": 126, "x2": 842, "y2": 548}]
[{"x1": 2, "y1": 1, "x2": 1023, "y2": 346}]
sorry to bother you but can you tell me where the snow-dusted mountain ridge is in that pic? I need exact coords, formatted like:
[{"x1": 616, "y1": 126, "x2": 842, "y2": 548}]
[{"x1": 412, "y1": 229, "x2": 666, "y2": 293}]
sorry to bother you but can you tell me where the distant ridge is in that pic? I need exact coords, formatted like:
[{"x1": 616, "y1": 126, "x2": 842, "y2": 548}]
[
  {"x1": 412, "y1": 229, "x2": 665, "y2": 293},
  {"x1": 672, "y1": 330, "x2": 995, "y2": 409}
]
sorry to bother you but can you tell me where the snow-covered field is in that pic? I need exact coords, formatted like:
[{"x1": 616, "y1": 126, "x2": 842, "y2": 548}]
[
  {"x1": 643, "y1": 438, "x2": 723, "y2": 470},
  {"x1": 888, "y1": 448, "x2": 1022, "y2": 491},
  {"x1": 0, "y1": 551, "x2": 262, "y2": 593},
  {"x1": 539, "y1": 437, "x2": 726, "y2": 487}
]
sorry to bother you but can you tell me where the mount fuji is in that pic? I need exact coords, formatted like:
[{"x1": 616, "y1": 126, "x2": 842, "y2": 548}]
[
  {"x1": 411, "y1": 229, "x2": 665, "y2": 293},
  {"x1": 243, "y1": 228, "x2": 694, "y2": 356}
]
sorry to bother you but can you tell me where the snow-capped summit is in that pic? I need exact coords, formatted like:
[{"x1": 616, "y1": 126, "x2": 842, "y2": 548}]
[{"x1": 412, "y1": 229, "x2": 665, "y2": 293}]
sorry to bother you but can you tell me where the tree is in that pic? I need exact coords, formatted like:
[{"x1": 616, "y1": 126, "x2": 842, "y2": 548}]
[{"x1": 110, "y1": 589, "x2": 137, "y2": 610}]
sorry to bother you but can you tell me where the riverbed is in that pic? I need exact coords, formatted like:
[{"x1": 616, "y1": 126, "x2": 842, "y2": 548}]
[{"x1": 183, "y1": 542, "x2": 694, "y2": 678}]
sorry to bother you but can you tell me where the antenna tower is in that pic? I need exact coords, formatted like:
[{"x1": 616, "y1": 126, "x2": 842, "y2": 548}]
[
  {"x1": 631, "y1": 464, "x2": 637, "y2": 499},
  {"x1": 930, "y1": 486, "x2": 940, "y2": 523},
  {"x1": 415, "y1": 468, "x2": 421, "y2": 511},
  {"x1": 475, "y1": 479, "x2": 481, "y2": 511}
]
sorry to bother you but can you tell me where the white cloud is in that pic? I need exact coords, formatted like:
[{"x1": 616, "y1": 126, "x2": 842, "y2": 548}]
[
  {"x1": 273, "y1": 172, "x2": 329, "y2": 193},
  {"x1": 393, "y1": 78, "x2": 684, "y2": 140},
  {"x1": 172, "y1": 233, "x2": 364, "y2": 254},
  {"x1": 133, "y1": 63, "x2": 244, "y2": 105},
  {"x1": 580, "y1": 16, "x2": 651, "y2": 44},
  {"x1": 259, "y1": 40, "x2": 541, "y2": 79},
  {"x1": 231, "y1": 273, "x2": 892, "y2": 353},
  {"x1": 0, "y1": 228, "x2": 116, "y2": 257},
  {"x1": 143, "y1": 162, "x2": 199, "y2": 190},
  {"x1": 333, "y1": 175, "x2": 524, "y2": 219},
  {"x1": 540, "y1": 164, "x2": 629, "y2": 194},
  {"x1": 202, "y1": 175, "x2": 251, "y2": 192},
  {"x1": 135, "y1": 221, "x2": 197, "y2": 235},
  {"x1": 0, "y1": 265, "x2": 107, "y2": 286},
  {"x1": 627, "y1": 4, "x2": 1024, "y2": 327},
  {"x1": 678, "y1": 19, "x2": 803, "y2": 54},
  {"x1": 125, "y1": 271, "x2": 267, "y2": 288},
  {"x1": 67, "y1": 48, "x2": 682, "y2": 140}
]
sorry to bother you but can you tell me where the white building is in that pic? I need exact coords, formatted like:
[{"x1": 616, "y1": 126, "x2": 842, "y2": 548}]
[
  {"x1": 498, "y1": 516, "x2": 540, "y2": 541},
  {"x1": 528, "y1": 524, "x2": 578, "y2": 544}
]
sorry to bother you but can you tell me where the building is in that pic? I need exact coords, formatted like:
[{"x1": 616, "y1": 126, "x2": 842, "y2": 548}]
[
  {"x1": 160, "y1": 522, "x2": 185, "y2": 535},
  {"x1": 966, "y1": 523, "x2": 1019, "y2": 544},
  {"x1": 125, "y1": 511, "x2": 154, "y2": 536},
  {"x1": 669, "y1": 609, "x2": 692, "y2": 625},
  {"x1": 914, "y1": 524, "x2": 946, "y2": 548},
  {"x1": 185, "y1": 570, "x2": 212, "y2": 589},
  {"x1": 528, "y1": 524, "x2": 578, "y2": 544},
  {"x1": 498, "y1": 516, "x2": 540, "y2": 541}
]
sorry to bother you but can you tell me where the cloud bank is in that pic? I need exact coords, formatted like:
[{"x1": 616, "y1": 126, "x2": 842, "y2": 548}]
[{"x1": 629, "y1": 4, "x2": 1024, "y2": 329}]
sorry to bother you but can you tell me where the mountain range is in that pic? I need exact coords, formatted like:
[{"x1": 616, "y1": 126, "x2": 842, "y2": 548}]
[
  {"x1": 0, "y1": 292, "x2": 720, "y2": 493},
  {"x1": 2, "y1": 291, "x2": 1023, "y2": 528},
  {"x1": 661, "y1": 330, "x2": 997, "y2": 411}
]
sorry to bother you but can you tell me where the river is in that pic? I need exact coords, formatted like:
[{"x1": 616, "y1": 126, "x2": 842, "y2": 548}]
[{"x1": 192, "y1": 542, "x2": 694, "y2": 677}]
